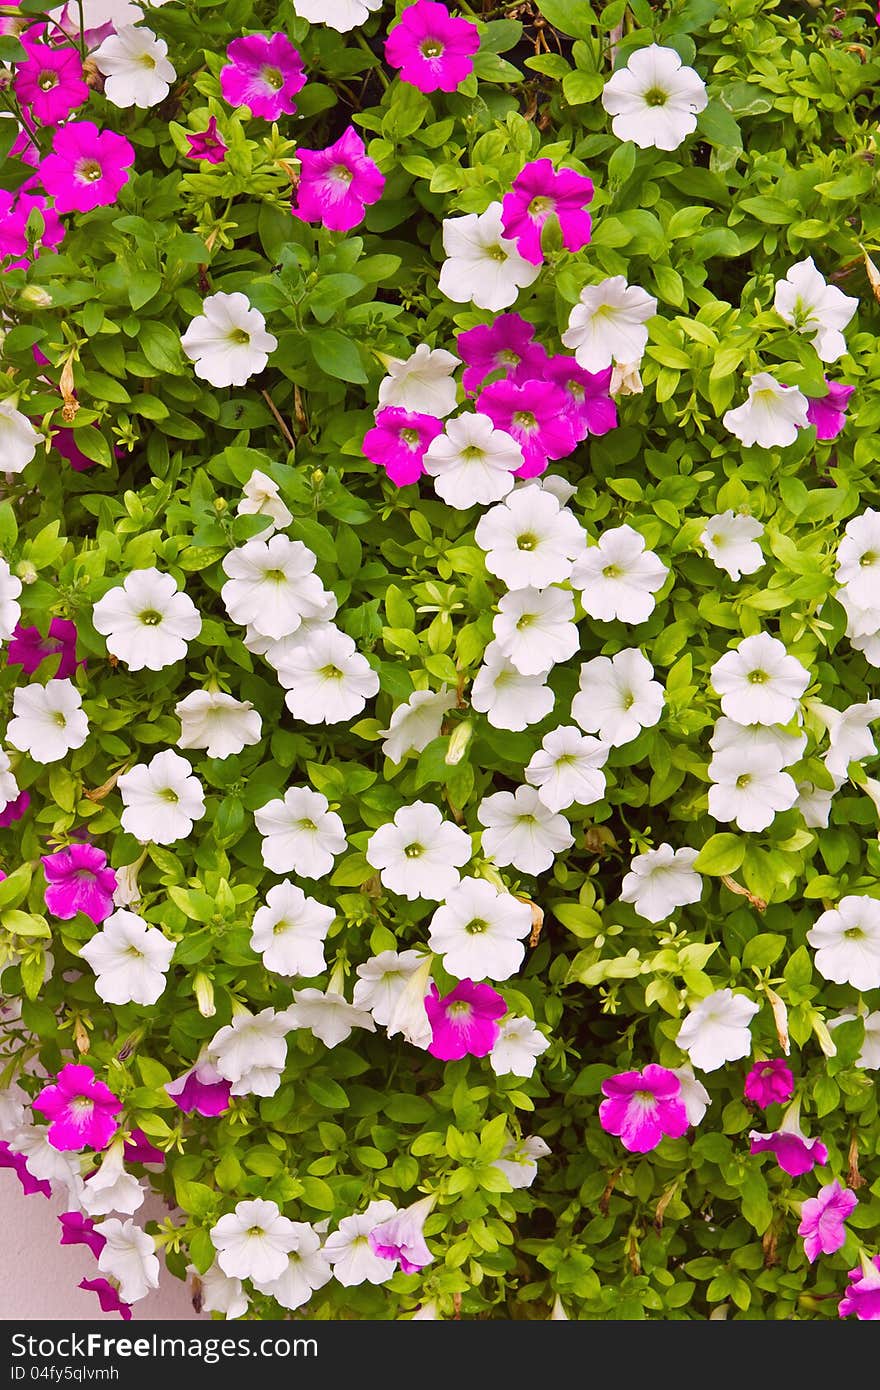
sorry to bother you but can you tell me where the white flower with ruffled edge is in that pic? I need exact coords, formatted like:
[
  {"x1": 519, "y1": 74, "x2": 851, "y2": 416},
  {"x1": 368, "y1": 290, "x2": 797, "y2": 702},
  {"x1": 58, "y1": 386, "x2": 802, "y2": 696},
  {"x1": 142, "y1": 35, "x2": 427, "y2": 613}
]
[
  {"x1": 807, "y1": 896, "x2": 880, "y2": 992},
  {"x1": 669, "y1": 1064, "x2": 711, "y2": 1126},
  {"x1": 478, "y1": 786, "x2": 573, "y2": 876},
  {"x1": 601, "y1": 43, "x2": 707, "y2": 150},
  {"x1": 722, "y1": 373, "x2": 809, "y2": 449},
  {"x1": 188, "y1": 1262, "x2": 249, "y2": 1320},
  {"x1": 353, "y1": 950, "x2": 424, "y2": 1027},
  {"x1": 291, "y1": 0, "x2": 382, "y2": 32},
  {"x1": 276, "y1": 626, "x2": 380, "y2": 724},
  {"x1": 471, "y1": 641, "x2": 555, "y2": 731},
  {"x1": 379, "y1": 686, "x2": 456, "y2": 763},
  {"x1": 709, "y1": 716, "x2": 805, "y2": 770},
  {"x1": 79, "y1": 1138, "x2": 145, "y2": 1218},
  {"x1": 249, "y1": 881, "x2": 335, "y2": 978},
  {"x1": 254, "y1": 787, "x2": 346, "y2": 878},
  {"x1": 619, "y1": 844, "x2": 702, "y2": 923},
  {"x1": 94, "y1": 1218, "x2": 160, "y2": 1303},
  {"x1": 366, "y1": 801, "x2": 472, "y2": 902},
  {"x1": 773, "y1": 257, "x2": 857, "y2": 364},
  {"x1": 221, "y1": 534, "x2": 328, "y2": 641},
  {"x1": 0, "y1": 749, "x2": 19, "y2": 813},
  {"x1": 237, "y1": 469, "x2": 293, "y2": 536},
  {"x1": 427, "y1": 876, "x2": 532, "y2": 981},
  {"x1": 571, "y1": 523, "x2": 667, "y2": 624},
  {"x1": 561, "y1": 276, "x2": 657, "y2": 372},
  {"x1": 92, "y1": 568, "x2": 201, "y2": 672},
  {"x1": 836, "y1": 509, "x2": 880, "y2": 610},
  {"x1": 0, "y1": 399, "x2": 40, "y2": 475},
  {"x1": 524, "y1": 725, "x2": 608, "y2": 812},
  {"x1": 710, "y1": 633, "x2": 810, "y2": 726},
  {"x1": 571, "y1": 648, "x2": 664, "y2": 747},
  {"x1": 182, "y1": 292, "x2": 277, "y2": 388},
  {"x1": 489, "y1": 1017, "x2": 550, "y2": 1078},
  {"x1": 79, "y1": 909, "x2": 174, "y2": 1006},
  {"x1": 210, "y1": 1199, "x2": 299, "y2": 1284},
  {"x1": 251, "y1": 1222, "x2": 333, "y2": 1311},
  {"x1": 493, "y1": 585, "x2": 579, "y2": 677},
  {"x1": 7, "y1": 679, "x2": 88, "y2": 765},
  {"x1": 491, "y1": 1135, "x2": 551, "y2": 1189},
  {"x1": 822, "y1": 700, "x2": 880, "y2": 779},
  {"x1": 9, "y1": 1126, "x2": 83, "y2": 1202},
  {"x1": 323, "y1": 1200, "x2": 398, "y2": 1286},
  {"x1": 0, "y1": 559, "x2": 22, "y2": 641},
  {"x1": 708, "y1": 746, "x2": 798, "y2": 832},
  {"x1": 93, "y1": 24, "x2": 175, "y2": 107},
  {"x1": 676, "y1": 988, "x2": 760, "y2": 1072},
  {"x1": 284, "y1": 986, "x2": 376, "y2": 1048},
  {"x1": 175, "y1": 690, "x2": 262, "y2": 760},
  {"x1": 475, "y1": 487, "x2": 584, "y2": 590},
  {"x1": 438, "y1": 201, "x2": 541, "y2": 312},
  {"x1": 378, "y1": 344, "x2": 460, "y2": 418},
  {"x1": 700, "y1": 511, "x2": 764, "y2": 581},
  {"x1": 117, "y1": 750, "x2": 205, "y2": 845},
  {"x1": 209, "y1": 1008, "x2": 293, "y2": 1098},
  {"x1": 424, "y1": 412, "x2": 523, "y2": 509}
]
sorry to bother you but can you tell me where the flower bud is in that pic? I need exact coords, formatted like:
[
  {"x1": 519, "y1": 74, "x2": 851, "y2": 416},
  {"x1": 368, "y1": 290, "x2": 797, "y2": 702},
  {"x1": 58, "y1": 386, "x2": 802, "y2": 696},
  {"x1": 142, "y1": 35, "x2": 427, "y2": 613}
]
[
  {"x1": 194, "y1": 972, "x2": 216, "y2": 1018},
  {"x1": 18, "y1": 286, "x2": 52, "y2": 310},
  {"x1": 214, "y1": 497, "x2": 227, "y2": 513},
  {"x1": 14, "y1": 561, "x2": 37, "y2": 585},
  {"x1": 444, "y1": 720, "x2": 472, "y2": 766}
]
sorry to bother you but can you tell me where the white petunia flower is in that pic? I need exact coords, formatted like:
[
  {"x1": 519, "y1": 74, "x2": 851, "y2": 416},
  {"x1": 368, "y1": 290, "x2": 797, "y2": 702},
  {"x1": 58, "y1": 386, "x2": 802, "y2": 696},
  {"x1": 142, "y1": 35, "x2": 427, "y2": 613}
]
[
  {"x1": 291, "y1": 0, "x2": 383, "y2": 31},
  {"x1": 474, "y1": 488, "x2": 584, "y2": 590},
  {"x1": 249, "y1": 881, "x2": 335, "y2": 978},
  {"x1": 248, "y1": 607, "x2": 339, "y2": 671},
  {"x1": 237, "y1": 469, "x2": 293, "y2": 536},
  {"x1": 379, "y1": 686, "x2": 456, "y2": 763},
  {"x1": 470, "y1": 641, "x2": 555, "y2": 731},
  {"x1": 491, "y1": 1135, "x2": 551, "y2": 1189},
  {"x1": 117, "y1": 750, "x2": 205, "y2": 845},
  {"x1": 0, "y1": 559, "x2": 22, "y2": 641},
  {"x1": 489, "y1": 1017, "x2": 550, "y2": 1078},
  {"x1": 79, "y1": 910, "x2": 174, "y2": 1006},
  {"x1": 438, "y1": 201, "x2": 541, "y2": 312},
  {"x1": 284, "y1": 988, "x2": 376, "y2": 1048},
  {"x1": 6, "y1": 679, "x2": 88, "y2": 764},
  {"x1": 710, "y1": 633, "x2": 810, "y2": 726},
  {"x1": 182, "y1": 292, "x2": 278, "y2": 388},
  {"x1": 252, "y1": 1223, "x2": 333, "y2": 1311},
  {"x1": 773, "y1": 257, "x2": 858, "y2": 364},
  {"x1": 493, "y1": 585, "x2": 579, "y2": 677},
  {"x1": 377, "y1": 344, "x2": 460, "y2": 418},
  {"x1": 92, "y1": 568, "x2": 202, "y2": 672},
  {"x1": 478, "y1": 785, "x2": 573, "y2": 876},
  {"x1": 0, "y1": 399, "x2": 41, "y2": 474},
  {"x1": 210, "y1": 1200, "x2": 299, "y2": 1284},
  {"x1": 525, "y1": 725, "x2": 608, "y2": 813},
  {"x1": 520, "y1": 474, "x2": 578, "y2": 506},
  {"x1": 619, "y1": 844, "x2": 702, "y2": 923},
  {"x1": 601, "y1": 43, "x2": 707, "y2": 150},
  {"x1": 10, "y1": 1126, "x2": 84, "y2": 1203},
  {"x1": 722, "y1": 373, "x2": 809, "y2": 449},
  {"x1": 708, "y1": 746, "x2": 798, "y2": 832},
  {"x1": 189, "y1": 1261, "x2": 249, "y2": 1320},
  {"x1": 836, "y1": 510, "x2": 880, "y2": 610},
  {"x1": 209, "y1": 1008, "x2": 293, "y2": 1098},
  {"x1": 353, "y1": 950, "x2": 424, "y2": 1027},
  {"x1": 276, "y1": 626, "x2": 380, "y2": 724},
  {"x1": 709, "y1": 716, "x2": 806, "y2": 770},
  {"x1": 221, "y1": 534, "x2": 328, "y2": 641},
  {"x1": 561, "y1": 276, "x2": 657, "y2": 372},
  {"x1": 254, "y1": 787, "x2": 346, "y2": 878},
  {"x1": 571, "y1": 647, "x2": 664, "y2": 747},
  {"x1": 427, "y1": 876, "x2": 532, "y2": 982},
  {"x1": 806, "y1": 896, "x2": 880, "y2": 992},
  {"x1": 93, "y1": 24, "x2": 175, "y2": 108},
  {"x1": 669, "y1": 1064, "x2": 711, "y2": 1126},
  {"x1": 571, "y1": 523, "x2": 667, "y2": 624},
  {"x1": 424, "y1": 412, "x2": 522, "y2": 509},
  {"x1": 94, "y1": 1219, "x2": 160, "y2": 1304},
  {"x1": 323, "y1": 1200, "x2": 398, "y2": 1286},
  {"x1": 79, "y1": 1139, "x2": 145, "y2": 1218},
  {"x1": 676, "y1": 988, "x2": 760, "y2": 1072},
  {"x1": 823, "y1": 700, "x2": 880, "y2": 779},
  {"x1": 0, "y1": 749, "x2": 19, "y2": 812},
  {"x1": 701, "y1": 511, "x2": 764, "y2": 581},
  {"x1": 796, "y1": 780, "x2": 837, "y2": 829},
  {"x1": 366, "y1": 801, "x2": 471, "y2": 902},
  {"x1": 175, "y1": 690, "x2": 262, "y2": 760}
]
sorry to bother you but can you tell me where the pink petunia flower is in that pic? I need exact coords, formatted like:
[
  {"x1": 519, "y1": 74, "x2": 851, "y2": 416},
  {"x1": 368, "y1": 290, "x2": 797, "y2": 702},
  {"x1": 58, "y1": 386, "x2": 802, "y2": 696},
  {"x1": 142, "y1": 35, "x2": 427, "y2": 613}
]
[
  {"x1": 476, "y1": 378, "x2": 578, "y2": 478},
  {"x1": 385, "y1": 0, "x2": 480, "y2": 93},
  {"x1": 749, "y1": 1099, "x2": 828, "y2": 1178},
  {"x1": 0, "y1": 1140, "x2": 52, "y2": 1198},
  {"x1": 33, "y1": 1064, "x2": 123, "y2": 1152},
  {"x1": 122, "y1": 1129, "x2": 165, "y2": 1166},
  {"x1": 291, "y1": 126, "x2": 385, "y2": 233},
  {"x1": 501, "y1": 159, "x2": 594, "y2": 266},
  {"x1": 8, "y1": 618, "x2": 82, "y2": 680},
  {"x1": 743, "y1": 1058, "x2": 794, "y2": 1108},
  {"x1": 368, "y1": 1195, "x2": 435, "y2": 1273},
  {"x1": 0, "y1": 190, "x2": 65, "y2": 268},
  {"x1": 220, "y1": 33, "x2": 305, "y2": 120},
  {"x1": 540, "y1": 356, "x2": 616, "y2": 441},
  {"x1": 0, "y1": 791, "x2": 30, "y2": 828},
  {"x1": 457, "y1": 314, "x2": 549, "y2": 394},
  {"x1": 39, "y1": 121, "x2": 135, "y2": 215},
  {"x1": 42, "y1": 844, "x2": 117, "y2": 925},
  {"x1": 184, "y1": 117, "x2": 228, "y2": 165},
  {"x1": 839, "y1": 1255, "x2": 880, "y2": 1320},
  {"x1": 79, "y1": 1277, "x2": 132, "y2": 1320},
  {"x1": 599, "y1": 1064, "x2": 690, "y2": 1153},
  {"x1": 59, "y1": 1211, "x2": 106, "y2": 1259},
  {"x1": 424, "y1": 979, "x2": 506, "y2": 1060},
  {"x1": 165, "y1": 1060, "x2": 232, "y2": 1118},
  {"x1": 363, "y1": 407, "x2": 442, "y2": 486},
  {"x1": 14, "y1": 29, "x2": 90, "y2": 125},
  {"x1": 806, "y1": 380, "x2": 855, "y2": 441},
  {"x1": 798, "y1": 1180, "x2": 858, "y2": 1263}
]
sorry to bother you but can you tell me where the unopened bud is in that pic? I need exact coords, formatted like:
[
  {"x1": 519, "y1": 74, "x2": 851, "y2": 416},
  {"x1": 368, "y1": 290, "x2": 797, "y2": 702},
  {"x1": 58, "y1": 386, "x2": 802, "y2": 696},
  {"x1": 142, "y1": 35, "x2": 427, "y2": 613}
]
[
  {"x1": 193, "y1": 972, "x2": 216, "y2": 1018},
  {"x1": 214, "y1": 497, "x2": 227, "y2": 513},
  {"x1": 18, "y1": 286, "x2": 52, "y2": 310},
  {"x1": 610, "y1": 361, "x2": 643, "y2": 397},
  {"x1": 810, "y1": 1010, "x2": 837, "y2": 1058},
  {"x1": 74, "y1": 1017, "x2": 90, "y2": 1053},
  {"x1": 14, "y1": 561, "x2": 37, "y2": 585},
  {"x1": 311, "y1": 469, "x2": 325, "y2": 487},
  {"x1": 445, "y1": 720, "x2": 472, "y2": 766}
]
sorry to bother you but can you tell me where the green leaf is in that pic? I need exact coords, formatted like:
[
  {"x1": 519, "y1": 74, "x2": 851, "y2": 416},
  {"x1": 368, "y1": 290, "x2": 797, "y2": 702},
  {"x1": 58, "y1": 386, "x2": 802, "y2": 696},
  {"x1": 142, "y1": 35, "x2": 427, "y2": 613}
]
[
  {"x1": 138, "y1": 321, "x2": 183, "y2": 374},
  {"x1": 308, "y1": 329, "x2": 367, "y2": 384},
  {"x1": 300, "y1": 1176, "x2": 336, "y2": 1211},
  {"x1": 305, "y1": 1076, "x2": 349, "y2": 1109},
  {"x1": 742, "y1": 934, "x2": 786, "y2": 970},
  {"x1": 693, "y1": 834, "x2": 745, "y2": 876},
  {"x1": 536, "y1": 0, "x2": 598, "y2": 39}
]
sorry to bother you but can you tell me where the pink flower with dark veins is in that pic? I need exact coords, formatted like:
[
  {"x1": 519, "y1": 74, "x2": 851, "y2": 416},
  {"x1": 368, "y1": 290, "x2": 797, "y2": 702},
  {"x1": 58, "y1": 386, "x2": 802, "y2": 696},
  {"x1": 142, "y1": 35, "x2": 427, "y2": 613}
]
[
  {"x1": 385, "y1": 0, "x2": 480, "y2": 93},
  {"x1": 42, "y1": 844, "x2": 117, "y2": 925},
  {"x1": 501, "y1": 158, "x2": 594, "y2": 265},
  {"x1": 292, "y1": 126, "x2": 385, "y2": 233},
  {"x1": 220, "y1": 33, "x2": 305, "y2": 120},
  {"x1": 33, "y1": 1064, "x2": 122, "y2": 1152},
  {"x1": 424, "y1": 979, "x2": 506, "y2": 1060}
]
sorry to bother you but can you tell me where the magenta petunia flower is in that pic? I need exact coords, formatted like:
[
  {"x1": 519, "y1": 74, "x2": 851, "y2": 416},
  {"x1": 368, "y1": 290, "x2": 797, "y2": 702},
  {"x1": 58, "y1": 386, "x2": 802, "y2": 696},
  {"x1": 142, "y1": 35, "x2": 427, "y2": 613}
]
[
  {"x1": 8, "y1": 618, "x2": 82, "y2": 680},
  {"x1": 0, "y1": 1140, "x2": 52, "y2": 1198},
  {"x1": 839, "y1": 1255, "x2": 880, "y2": 1320},
  {"x1": 476, "y1": 377, "x2": 578, "y2": 478},
  {"x1": 292, "y1": 126, "x2": 385, "y2": 233},
  {"x1": 457, "y1": 314, "x2": 549, "y2": 394},
  {"x1": 165, "y1": 1060, "x2": 232, "y2": 1117},
  {"x1": 806, "y1": 380, "x2": 855, "y2": 441},
  {"x1": 363, "y1": 407, "x2": 442, "y2": 486},
  {"x1": 798, "y1": 1180, "x2": 858, "y2": 1264},
  {"x1": 0, "y1": 791, "x2": 30, "y2": 829},
  {"x1": 385, "y1": 0, "x2": 480, "y2": 93},
  {"x1": 39, "y1": 121, "x2": 135, "y2": 215},
  {"x1": 79, "y1": 1277, "x2": 132, "y2": 1320},
  {"x1": 424, "y1": 979, "x2": 506, "y2": 1060},
  {"x1": 184, "y1": 116, "x2": 228, "y2": 165},
  {"x1": 749, "y1": 1101, "x2": 828, "y2": 1178},
  {"x1": 123, "y1": 1129, "x2": 165, "y2": 1166},
  {"x1": 743, "y1": 1058, "x2": 795, "y2": 1108},
  {"x1": 368, "y1": 1195, "x2": 435, "y2": 1273},
  {"x1": 0, "y1": 190, "x2": 65, "y2": 268},
  {"x1": 599, "y1": 1064, "x2": 689, "y2": 1153},
  {"x1": 14, "y1": 29, "x2": 90, "y2": 125},
  {"x1": 33, "y1": 1064, "x2": 122, "y2": 1152},
  {"x1": 540, "y1": 356, "x2": 616, "y2": 441},
  {"x1": 220, "y1": 32, "x2": 305, "y2": 120},
  {"x1": 501, "y1": 159, "x2": 594, "y2": 266},
  {"x1": 60, "y1": 1211, "x2": 106, "y2": 1259},
  {"x1": 42, "y1": 844, "x2": 117, "y2": 925}
]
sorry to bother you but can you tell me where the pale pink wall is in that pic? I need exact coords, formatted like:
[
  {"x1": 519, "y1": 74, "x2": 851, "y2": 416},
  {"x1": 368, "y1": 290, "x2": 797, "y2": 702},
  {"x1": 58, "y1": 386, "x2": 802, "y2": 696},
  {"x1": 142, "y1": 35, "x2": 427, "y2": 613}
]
[{"x1": 0, "y1": 1171, "x2": 207, "y2": 1320}]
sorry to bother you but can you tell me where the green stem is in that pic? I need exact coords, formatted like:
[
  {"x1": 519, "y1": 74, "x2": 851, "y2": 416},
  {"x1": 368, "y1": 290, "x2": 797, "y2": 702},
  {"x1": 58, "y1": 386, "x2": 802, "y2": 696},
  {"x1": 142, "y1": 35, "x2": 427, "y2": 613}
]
[
  {"x1": 75, "y1": 0, "x2": 86, "y2": 59},
  {"x1": 353, "y1": 30, "x2": 390, "y2": 90}
]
